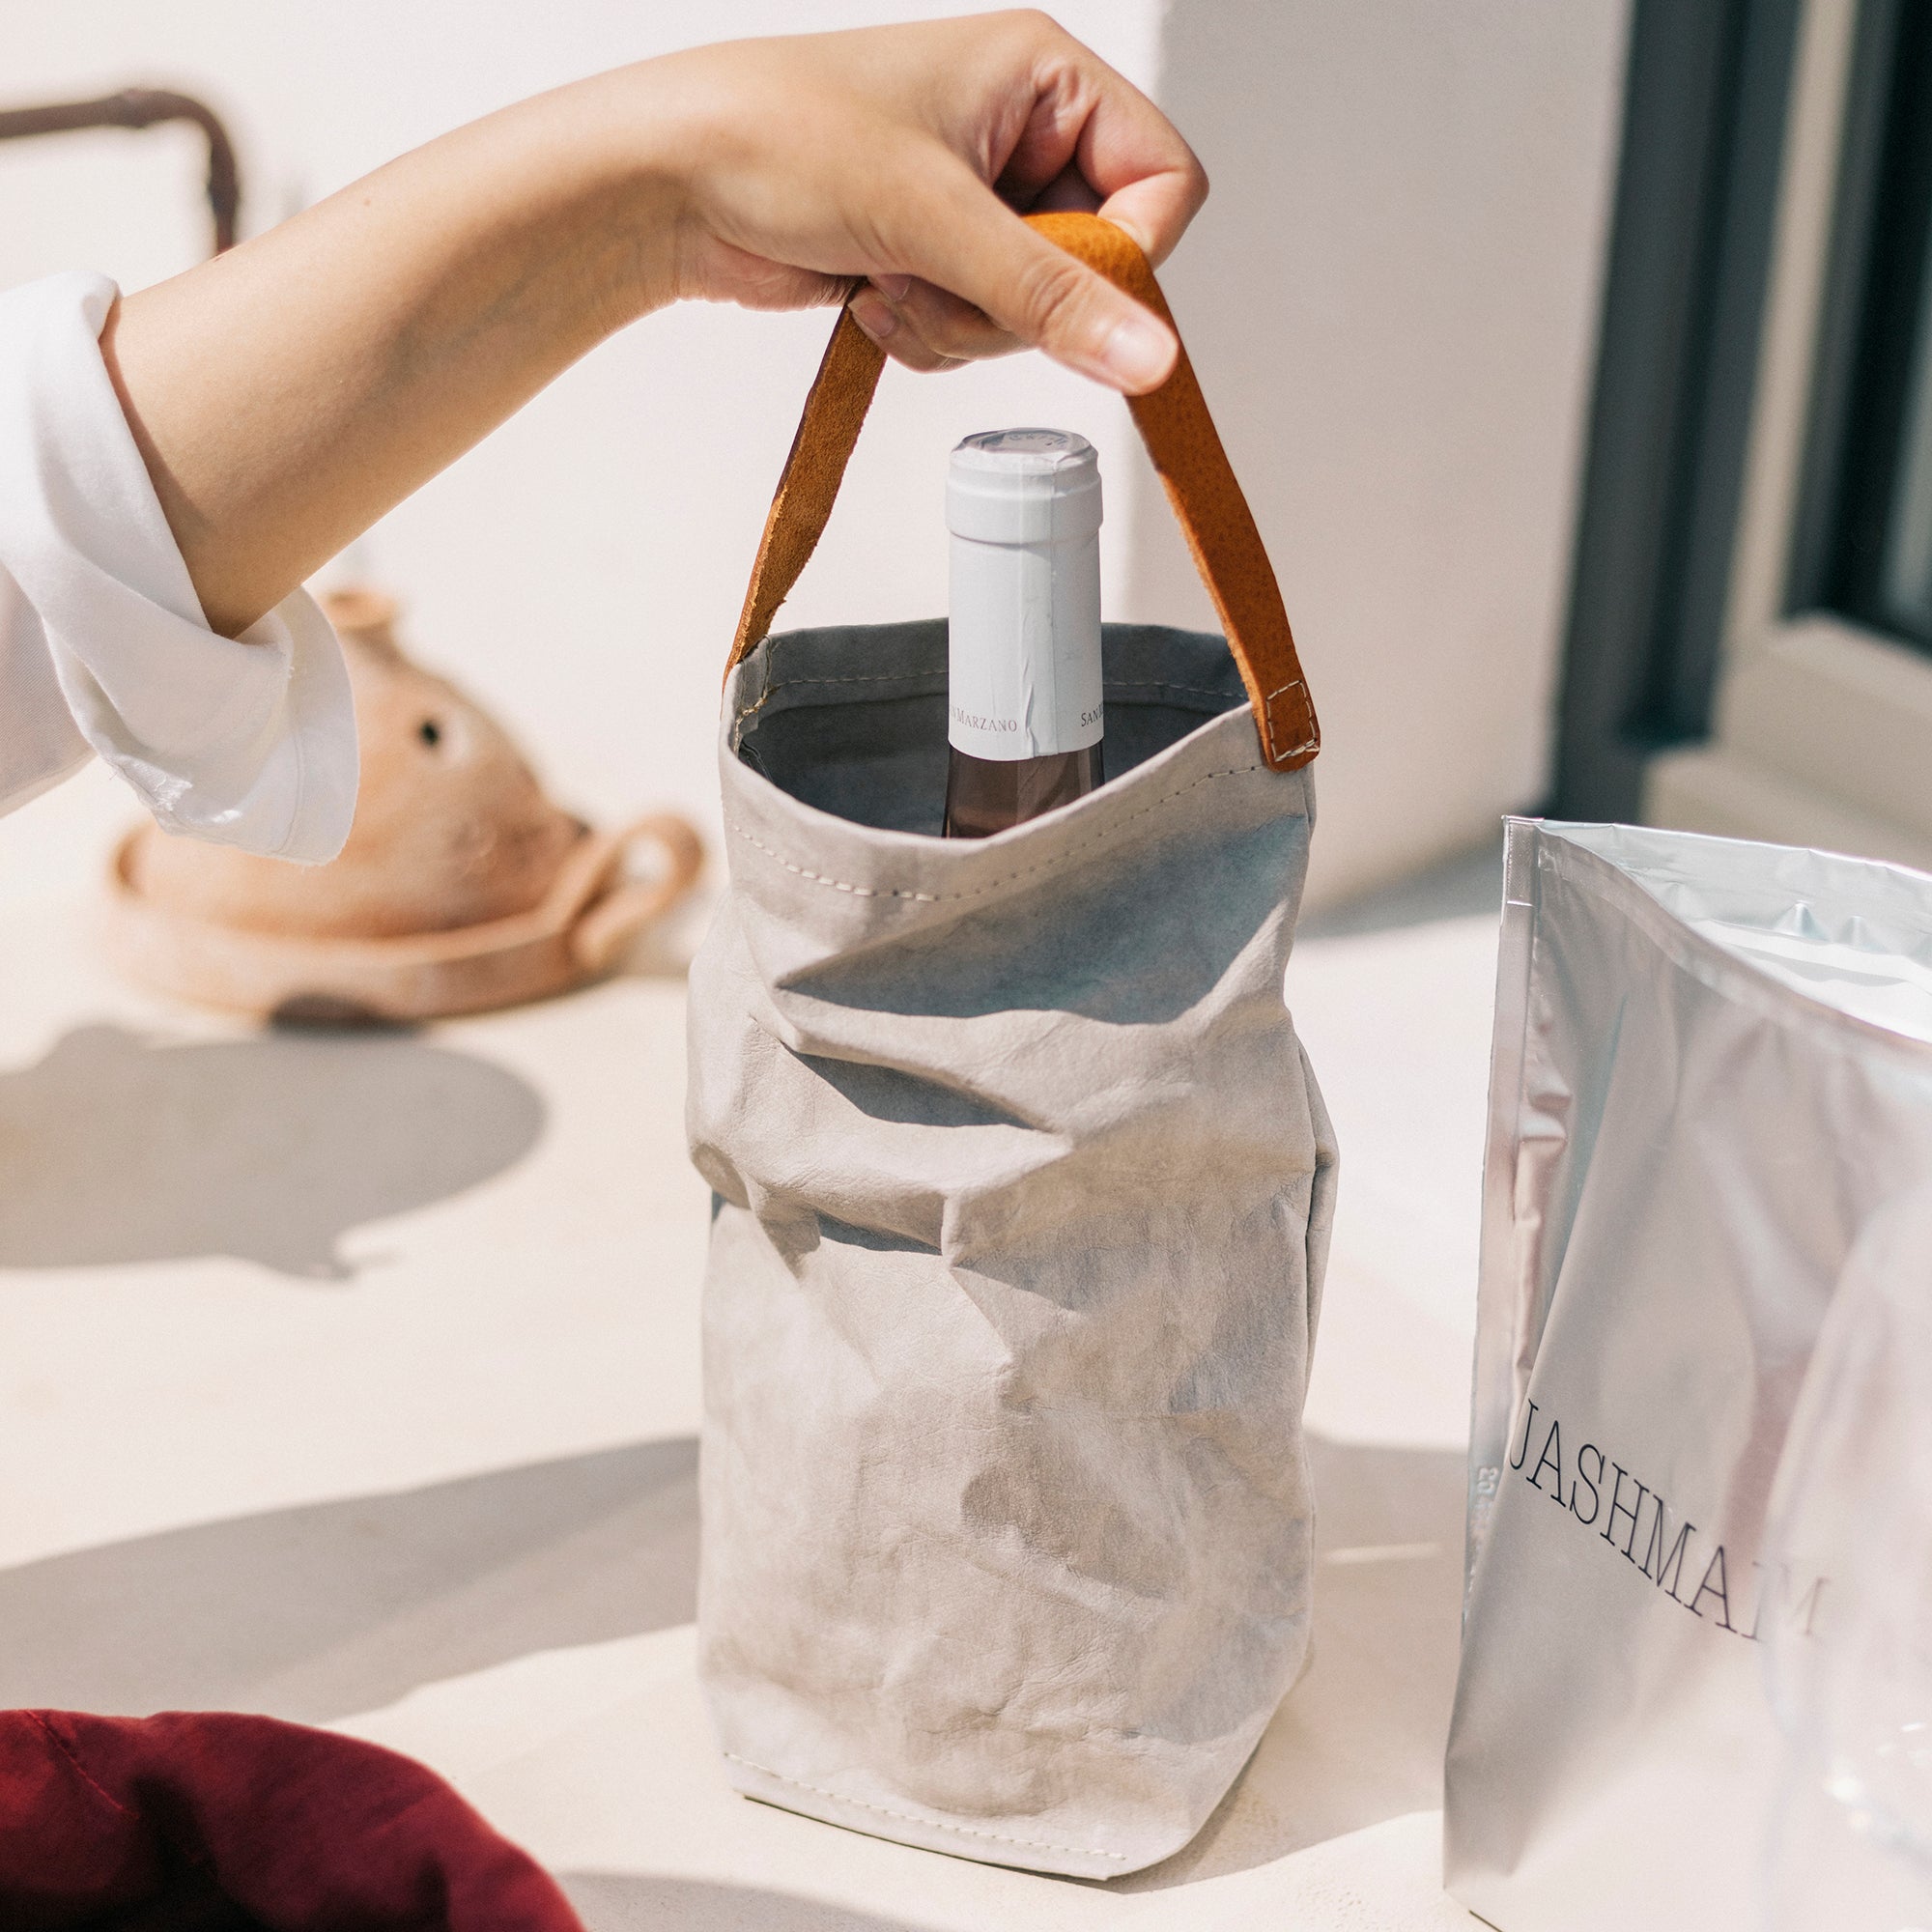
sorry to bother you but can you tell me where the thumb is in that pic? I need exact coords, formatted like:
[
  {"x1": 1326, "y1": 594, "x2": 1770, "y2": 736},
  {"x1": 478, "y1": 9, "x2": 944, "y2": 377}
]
[{"x1": 904, "y1": 180, "x2": 1179, "y2": 394}]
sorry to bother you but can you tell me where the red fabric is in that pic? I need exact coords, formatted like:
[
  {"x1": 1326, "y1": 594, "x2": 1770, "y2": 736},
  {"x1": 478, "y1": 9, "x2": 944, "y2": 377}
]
[{"x1": 0, "y1": 1709, "x2": 585, "y2": 1930}]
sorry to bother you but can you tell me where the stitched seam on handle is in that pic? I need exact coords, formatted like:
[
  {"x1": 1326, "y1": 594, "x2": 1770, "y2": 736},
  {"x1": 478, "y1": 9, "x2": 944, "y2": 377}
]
[
  {"x1": 1261, "y1": 679, "x2": 1316, "y2": 761},
  {"x1": 723, "y1": 1754, "x2": 1129, "y2": 1861},
  {"x1": 727, "y1": 761, "x2": 1275, "y2": 905}
]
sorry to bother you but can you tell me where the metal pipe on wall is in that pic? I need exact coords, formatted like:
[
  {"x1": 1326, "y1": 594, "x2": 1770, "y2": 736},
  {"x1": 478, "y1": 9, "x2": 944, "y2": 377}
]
[{"x1": 0, "y1": 88, "x2": 241, "y2": 255}]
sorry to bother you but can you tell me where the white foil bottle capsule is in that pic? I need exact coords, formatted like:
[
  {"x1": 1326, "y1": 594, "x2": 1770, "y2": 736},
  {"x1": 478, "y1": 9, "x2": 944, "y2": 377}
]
[{"x1": 946, "y1": 429, "x2": 1104, "y2": 762}]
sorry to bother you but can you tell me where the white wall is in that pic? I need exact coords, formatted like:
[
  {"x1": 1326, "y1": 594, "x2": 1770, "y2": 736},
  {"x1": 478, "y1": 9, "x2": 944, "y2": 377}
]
[
  {"x1": 0, "y1": 1, "x2": 1627, "y2": 909},
  {"x1": 1140, "y1": 0, "x2": 1630, "y2": 899}
]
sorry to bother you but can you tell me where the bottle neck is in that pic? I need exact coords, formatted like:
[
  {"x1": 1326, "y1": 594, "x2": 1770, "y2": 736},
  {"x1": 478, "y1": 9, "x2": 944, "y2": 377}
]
[{"x1": 943, "y1": 742, "x2": 1101, "y2": 838}]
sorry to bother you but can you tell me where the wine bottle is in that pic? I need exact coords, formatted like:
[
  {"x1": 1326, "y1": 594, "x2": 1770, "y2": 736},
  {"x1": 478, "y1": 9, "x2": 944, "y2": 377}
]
[{"x1": 943, "y1": 429, "x2": 1104, "y2": 838}]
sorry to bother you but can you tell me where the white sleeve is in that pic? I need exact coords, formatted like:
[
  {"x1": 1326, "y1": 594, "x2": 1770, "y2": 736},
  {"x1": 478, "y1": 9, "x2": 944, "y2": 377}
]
[{"x1": 0, "y1": 271, "x2": 357, "y2": 863}]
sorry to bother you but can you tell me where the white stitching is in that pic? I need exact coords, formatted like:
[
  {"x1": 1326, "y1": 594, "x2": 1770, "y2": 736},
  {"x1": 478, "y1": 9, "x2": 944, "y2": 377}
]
[
  {"x1": 735, "y1": 672, "x2": 1243, "y2": 728},
  {"x1": 735, "y1": 670, "x2": 943, "y2": 728},
  {"x1": 723, "y1": 1753, "x2": 1130, "y2": 1861},
  {"x1": 1261, "y1": 679, "x2": 1316, "y2": 761},
  {"x1": 1106, "y1": 680, "x2": 1244, "y2": 699},
  {"x1": 725, "y1": 823, "x2": 940, "y2": 900},
  {"x1": 728, "y1": 761, "x2": 1270, "y2": 905}
]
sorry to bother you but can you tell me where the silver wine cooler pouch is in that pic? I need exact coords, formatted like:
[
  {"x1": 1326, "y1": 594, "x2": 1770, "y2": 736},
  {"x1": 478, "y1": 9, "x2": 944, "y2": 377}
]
[{"x1": 1445, "y1": 819, "x2": 1932, "y2": 1932}]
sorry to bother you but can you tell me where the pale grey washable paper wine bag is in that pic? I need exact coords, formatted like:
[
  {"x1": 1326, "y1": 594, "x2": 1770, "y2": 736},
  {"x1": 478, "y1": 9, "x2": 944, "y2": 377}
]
[{"x1": 685, "y1": 213, "x2": 1336, "y2": 1878}]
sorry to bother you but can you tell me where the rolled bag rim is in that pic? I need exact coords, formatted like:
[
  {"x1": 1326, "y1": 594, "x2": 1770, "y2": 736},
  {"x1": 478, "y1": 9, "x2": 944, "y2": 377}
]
[{"x1": 717, "y1": 619, "x2": 1317, "y2": 921}]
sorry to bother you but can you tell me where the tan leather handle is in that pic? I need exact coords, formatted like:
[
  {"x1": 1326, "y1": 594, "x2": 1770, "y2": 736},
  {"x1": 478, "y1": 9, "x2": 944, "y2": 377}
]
[{"x1": 727, "y1": 211, "x2": 1319, "y2": 771}]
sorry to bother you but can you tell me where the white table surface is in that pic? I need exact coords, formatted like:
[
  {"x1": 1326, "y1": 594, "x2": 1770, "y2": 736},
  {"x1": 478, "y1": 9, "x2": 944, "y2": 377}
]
[{"x1": 0, "y1": 768, "x2": 1494, "y2": 1930}]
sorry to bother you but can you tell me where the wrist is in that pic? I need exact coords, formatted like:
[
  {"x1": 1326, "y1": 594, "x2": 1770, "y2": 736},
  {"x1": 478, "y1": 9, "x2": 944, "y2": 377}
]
[
  {"x1": 479, "y1": 64, "x2": 695, "y2": 332},
  {"x1": 569, "y1": 56, "x2": 721, "y2": 319}
]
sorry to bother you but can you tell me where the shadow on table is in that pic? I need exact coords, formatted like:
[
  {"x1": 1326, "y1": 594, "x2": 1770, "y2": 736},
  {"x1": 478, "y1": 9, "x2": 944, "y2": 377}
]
[
  {"x1": 562, "y1": 1875, "x2": 923, "y2": 1932},
  {"x1": 0, "y1": 1436, "x2": 696, "y2": 1723},
  {"x1": 0, "y1": 1021, "x2": 544, "y2": 1279},
  {"x1": 0, "y1": 1428, "x2": 1461, "y2": 1896}
]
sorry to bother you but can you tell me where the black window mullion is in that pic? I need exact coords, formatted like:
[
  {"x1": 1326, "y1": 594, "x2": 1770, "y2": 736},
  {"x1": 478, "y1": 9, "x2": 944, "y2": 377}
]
[
  {"x1": 1818, "y1": 2, "x2": 1932, "y2": 650},
  {"x1": 1551, "y1": 0, "x2": 1802, "y2": 820}
]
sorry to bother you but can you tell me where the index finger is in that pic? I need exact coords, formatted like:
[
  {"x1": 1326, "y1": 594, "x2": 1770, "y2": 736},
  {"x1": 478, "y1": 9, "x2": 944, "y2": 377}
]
[
  {"x1": 1073, "y1": 74, "x2": 1208, "y2": 267},
  {"x1": 882, "y1": 158, "x2": 1179, "y2": 392},
  {"x1": 992, "y1": 39, "x2": 1208, "y2": 268}
]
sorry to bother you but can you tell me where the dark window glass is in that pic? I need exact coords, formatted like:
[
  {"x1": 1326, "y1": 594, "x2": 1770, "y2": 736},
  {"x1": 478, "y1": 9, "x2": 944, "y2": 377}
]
[{"x1": 1822, "y1": 5, "x2": 1932, "y2": 650}]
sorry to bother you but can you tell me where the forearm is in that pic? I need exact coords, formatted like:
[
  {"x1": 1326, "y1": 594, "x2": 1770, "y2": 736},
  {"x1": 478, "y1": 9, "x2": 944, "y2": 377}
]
[
  {"x1": 97, "y1": 18, "x2": 1203, "y2": 639},
  {"x1": 103, "y1": 67, "x2": 687, "y2": 638}
]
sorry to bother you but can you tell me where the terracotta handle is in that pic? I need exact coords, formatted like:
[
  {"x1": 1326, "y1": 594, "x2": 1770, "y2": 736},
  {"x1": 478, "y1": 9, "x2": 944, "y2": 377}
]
[
  {"x1": 727, "y1": 210, "x2": 1319, "y2": 772},
  {"x1": 568, "y1": 813, "x2": 704, "y2": 974}
]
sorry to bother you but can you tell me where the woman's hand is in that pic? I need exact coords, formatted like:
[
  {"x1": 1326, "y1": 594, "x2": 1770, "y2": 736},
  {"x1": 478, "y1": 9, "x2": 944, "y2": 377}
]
[
  {"x1": 647, "y1": 14, "x2": 1206, "y2": 392},
  {"x1": 106, "y1": 15, "x2": 1206, "y2": 637}
]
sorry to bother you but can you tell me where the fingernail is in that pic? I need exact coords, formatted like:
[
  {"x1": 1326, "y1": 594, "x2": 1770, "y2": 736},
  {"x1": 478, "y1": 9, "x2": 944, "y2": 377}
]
[
  {"x1": 872, "y1": 273, "x2": 912, "y2": 302},
  {"x1": 849, "y1": 289, "x2": 898, "y2": 343},
  {"x1": 1097, "y1": 309, "x2": 1175, "y2": 392}
]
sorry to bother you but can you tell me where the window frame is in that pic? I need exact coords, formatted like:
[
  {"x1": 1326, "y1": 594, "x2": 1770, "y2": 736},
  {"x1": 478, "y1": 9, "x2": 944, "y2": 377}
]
[
  {"x1": 1794, "y1": 0, "x2": 1932, "y2": 652},
  {"x1": 1643, "y1": 0, "x2": 1932, "y2": 869},
  {"x1": 1549, "y1": 0, "x2": 1804, "y2": 822}
]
